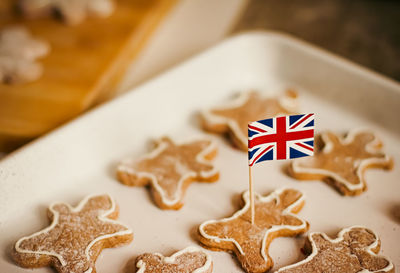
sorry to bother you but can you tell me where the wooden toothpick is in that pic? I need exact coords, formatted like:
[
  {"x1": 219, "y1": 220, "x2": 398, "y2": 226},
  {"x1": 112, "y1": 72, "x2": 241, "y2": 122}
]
[{"x1": 248, "y1": 165, "x2": 255, "y2": 225}]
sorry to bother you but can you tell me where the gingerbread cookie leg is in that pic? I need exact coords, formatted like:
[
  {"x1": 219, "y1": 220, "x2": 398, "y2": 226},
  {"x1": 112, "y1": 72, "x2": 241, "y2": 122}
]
[
  {"x1": 277, "y1": 226, "x2": 394, "y2": 273},
  {"x1": 289, "y1": 129, "x2": 393, "y2": 195},
  {"x1": 117, "y1": 136, "x2": 219, "y2": 210},
  {"x1": 135, "y1": 246, "x2": 212, "y2": 273},
  {"x1": 198, "y1": 188, "x2": 308, "y2": 273},
  {"x1": 13, "y1": 194, "x2": 133, "y2": 273}
]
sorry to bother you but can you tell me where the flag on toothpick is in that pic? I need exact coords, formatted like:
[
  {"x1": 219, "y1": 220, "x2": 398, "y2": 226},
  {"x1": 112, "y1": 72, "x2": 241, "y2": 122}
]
[{"x1": 248, "y1": 113, "x2": 315, "y2": 166}]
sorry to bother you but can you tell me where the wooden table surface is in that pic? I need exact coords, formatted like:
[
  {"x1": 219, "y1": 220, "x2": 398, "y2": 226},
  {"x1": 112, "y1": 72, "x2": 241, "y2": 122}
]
[
  {"x1": 0, "y1": 0, "x2": 176, "y2": 152},
  {"x1": 233, "y1": 0, "x2": 400, "y2": 82}
]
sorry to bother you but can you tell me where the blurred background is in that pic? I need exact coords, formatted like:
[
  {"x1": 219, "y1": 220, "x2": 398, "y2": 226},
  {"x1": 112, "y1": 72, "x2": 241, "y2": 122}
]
[
  {"x1": 0, "y1": 0, "x2": 399, "y2": 157},
  {"x1": 235, "y1": 0, "x2": 400, "y2": 81}
]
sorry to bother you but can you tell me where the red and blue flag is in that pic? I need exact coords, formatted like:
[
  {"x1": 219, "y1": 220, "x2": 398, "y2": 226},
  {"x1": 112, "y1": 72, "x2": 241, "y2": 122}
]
[{"x1": 248, "y1": 113, "x2": 314, "y2": 166}]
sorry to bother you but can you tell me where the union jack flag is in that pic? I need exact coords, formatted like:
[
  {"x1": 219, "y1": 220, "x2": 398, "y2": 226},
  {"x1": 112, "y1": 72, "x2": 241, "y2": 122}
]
[{"x1": 248, "y1": 113, "x2": 314, "y2": 166}]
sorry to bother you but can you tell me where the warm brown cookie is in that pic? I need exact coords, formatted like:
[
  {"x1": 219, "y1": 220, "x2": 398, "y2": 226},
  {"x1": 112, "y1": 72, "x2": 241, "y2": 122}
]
[
  {"x1": 200, "y1": 90, "x2": 298, "y2": 151},
  {"x1": 117, "y1": 136, "x2": 219, "y2": 210},
  {"x1": 18, "y1": 0, "x2": 115, "y2": 25},
  {"x1": 198, "y1": 188, "x2": 308, "y2": 273},
  {"x1": 276, "y1": 226, "x2": 394, "y2": 273},
  {"x1": 135, "y1": 246, "x2": 213, "y2": 273},
  {"x1": 289, "y1": 129, "x2": 393, "y2": 195},
  {"x1": 13, "y1": 194, "x2": 133, "y2": 273},
  {"x1": 0, "y1": 26, "x2": 50, "y2": 84}
]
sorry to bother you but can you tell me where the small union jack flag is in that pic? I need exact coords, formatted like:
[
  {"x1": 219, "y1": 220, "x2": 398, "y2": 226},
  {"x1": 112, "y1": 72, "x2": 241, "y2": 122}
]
[{"x1": 248, "y1": 113, "x2": 314, "y2": 166}]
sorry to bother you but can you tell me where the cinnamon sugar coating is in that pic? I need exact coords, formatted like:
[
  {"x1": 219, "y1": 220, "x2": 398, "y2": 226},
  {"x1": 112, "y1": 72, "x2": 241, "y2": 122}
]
[
  {"x1": 135, "y1": 247, "x2": 212, "y2": 273},
  {"x1": 13, "y1": 194, "x2": 133, "y2": 273}
]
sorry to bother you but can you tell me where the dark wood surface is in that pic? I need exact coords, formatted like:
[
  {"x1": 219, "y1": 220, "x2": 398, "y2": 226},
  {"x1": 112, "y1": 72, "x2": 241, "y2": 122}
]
[{"x1": 234, "y1": 0, "x2": 400, "y2": 82}]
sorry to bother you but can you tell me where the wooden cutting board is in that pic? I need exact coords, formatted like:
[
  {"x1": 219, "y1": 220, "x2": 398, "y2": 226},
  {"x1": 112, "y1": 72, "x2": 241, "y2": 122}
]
[{"x1": 0, "y1": 0, "x2": 177, "y2": 152}]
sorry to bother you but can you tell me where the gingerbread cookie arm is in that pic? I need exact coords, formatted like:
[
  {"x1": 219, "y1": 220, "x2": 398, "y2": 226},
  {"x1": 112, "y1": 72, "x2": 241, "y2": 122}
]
[
  {"x1": 117, "y1": 139, "x2": 169, "y2": 188},
  {"x1": 290, "y1": 129, "x2": 393, "y2": 195},
  {"x1": 353, "y1": 130, "x2": 394, "y2": 171},
  {"x1": 289, "y1": 132, "x2": 336, "y2": 181},
  {"x1": 136, "y1": 246, "x2": 213, "y2": 273},
  {"x1": 80, "y1": 194, "x2": 116, "y2": 214},
  {"x1": 274, "y1": 233, "x2": 328, "y2": 273},
  {"x1": 275, "y1": 187, "x2": 305, "y2": 213},
  {"x1": 259, "y1": 189, "x2": 307, "y2": 241},
  {"x1": 180, "y1": 139, "x2": 218, "y2": 177},
  {"x1": 13, "y1": 194, "x2": 133, "y2": 273},
  {"x1": 201, "y1": 91, "x2": 254, "y2": 136}
]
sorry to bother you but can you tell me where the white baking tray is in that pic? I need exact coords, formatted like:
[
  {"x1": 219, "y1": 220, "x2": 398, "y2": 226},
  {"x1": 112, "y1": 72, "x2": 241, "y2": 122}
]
[{"x1": 1, "y1": 31, "x2": 399, "y2": 272}]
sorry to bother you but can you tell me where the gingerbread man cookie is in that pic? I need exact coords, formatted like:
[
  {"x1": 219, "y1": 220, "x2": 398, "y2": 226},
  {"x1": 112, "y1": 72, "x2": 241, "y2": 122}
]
[
  {"x1": 276, "y1": 226, "x2": 394, "y2": 273},
  {"x1": 289, "y1": 129, "x2": 393, "y2": 195},
  {"x1": 18, "y1": 0, "x2": 115, "y2": 25},
  {"x1": 135, "y1": 246, "x2": 213, "y2": 273},
  {"x1": 13, "y1": 194, "x2": 133, "y2": 273},
  {"x1": 200, "y1": 90, "x2": 298, "y2": 151},
  {"x1": 0, "y1": 26, "x2": 49, "y2": 84},
  {"x1": 117, "y1": 137, "x2": 219, "y2": 210},
  {"x1": 198, "y1": 188, "x2": 308, "y2": 273}
]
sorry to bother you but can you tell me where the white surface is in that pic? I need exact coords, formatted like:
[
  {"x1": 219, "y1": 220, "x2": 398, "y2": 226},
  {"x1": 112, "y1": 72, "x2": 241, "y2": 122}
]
[
  {"x1": 1, "y1": 32, "x2": 399, "y2": 272},
  {"x1": 118, "y1": 0, "x2": 247, "y2": 91}
]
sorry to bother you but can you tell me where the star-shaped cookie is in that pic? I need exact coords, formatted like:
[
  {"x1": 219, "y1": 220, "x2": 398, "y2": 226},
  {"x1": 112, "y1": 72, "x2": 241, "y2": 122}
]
[
  {"x1": 289, "y1": 129, "x2": 393, "y2": 195},
  {"x1": 0, "y1": 26, "x2": 50, "y2": 84},
  {"x1": 13, "y1": 194, "x2": 133, "y2": 273},
  {"x1": 135, "y1": 247, "x2": 213, "y2": 273},
  {"x1": 198, "y1": 188, "x2": 308, "y2": 273},
  {"x1": 117, "y1": 136, "x2": 219, "y2": 210},
  {"x1": 18, "y1": 0, "x2": 115, "y2": 25},
  {"x1": 276, "y1": 226, "x2": 394, "y2": 273},
  {"x1": 200, "y1": 90, "x2": 298, "y2": 150}
]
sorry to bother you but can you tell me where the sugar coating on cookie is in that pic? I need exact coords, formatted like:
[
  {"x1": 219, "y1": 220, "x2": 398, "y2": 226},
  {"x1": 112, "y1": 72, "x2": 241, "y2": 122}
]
[
  {"x1": 200, "y1": 90, "x2": 298, "y2": 151},
  {"x1": 289, "y1": 129, "x2": 393, "y2": 195},
  {"x1": 276, "y1": 226, "x2": 394, "y2": 273},
  {"x1": 117, "y1": 136, "x2": 219, "y2": 210},
  {"x1": 0, "y1": 26, "x2": 49, "y2": 84},
  {"x1": 13, "y1": 194, "x2": 133, "y2": 273},
  {"x1": 135, "y1": 246, "x2": 213, "y2": 273},
  {"x1": 18, "y1": 0, "x2": 115, "y2": 25},
  {"x1": 198, "y1": 188, "x2": 308, "y2": 273}
]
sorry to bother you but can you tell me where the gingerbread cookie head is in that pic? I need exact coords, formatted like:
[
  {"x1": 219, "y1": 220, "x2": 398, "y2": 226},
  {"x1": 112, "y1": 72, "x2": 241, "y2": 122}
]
[
  {"x1": 0, "y1": 26, "x2": 50, "y2": 84},
  {"x1": 289, "y1": 129, "x2": 393, "y2": 195},
  {"x1": 117, "y1": 136, "x2": 219, "y2": 210},
  {"x1": 277, "y1": 226, "x2": 394, "y2": 273},
  {"x1": 18, "y1": 0, "x2": 115, "y2": 25},
  {"x1": 198, "y1": 188, "x2": 308, "y2": 273},
  {"x1": 13, "y1": 194, "x2": 133, "y2": 273},
  {"x1": 200, "y1": 90, "x2": 298, "y2": 151},
  {"x1": 135, "y1": 246, "x2": 213, "y2": 273}
]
